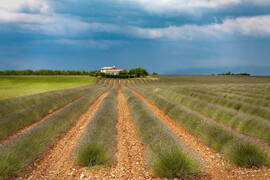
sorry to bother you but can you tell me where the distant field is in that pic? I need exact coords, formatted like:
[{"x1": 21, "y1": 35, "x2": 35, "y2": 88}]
[
  {"x1": 157, "y1": 75, "x2": 270, "y2": 84},
  {"x1": 0, "y1": 76, "x2": 95, "y2": 99}
]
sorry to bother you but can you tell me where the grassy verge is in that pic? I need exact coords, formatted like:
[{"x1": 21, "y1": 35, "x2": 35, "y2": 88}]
[
  {"x1": 0, "y1": 87, "x2": 106, "y2": 179},
  {"x1": 153, "y1": 87, "x2": 270, "y2": 145},
  {"x1": 0, "y1": 76, "x2": 95, "y2": 99},
  {"x1": 75, "y1": 89, "x2": 118, "y2": 167},
  {"x1": 124, "y1": 88, "x2": 200, "y2": 178},
  {"x1": 134, "y1": 87, "x2": 270, "y2": 167},
  {"x1": 0, "y1": 86, "x2": 102, "y2": 141}
]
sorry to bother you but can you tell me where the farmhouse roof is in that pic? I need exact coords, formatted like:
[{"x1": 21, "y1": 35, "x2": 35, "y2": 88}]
[
  {"x1": 101, "y1": 66, "x2": 116, "y2": 70},
  {"x1": 106, "y1": 69, "x2": 123, "y2": 72}
]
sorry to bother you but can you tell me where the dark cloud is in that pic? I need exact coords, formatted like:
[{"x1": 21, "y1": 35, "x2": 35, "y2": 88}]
[{"x1": 0, "y1": 0, "x2": 270, "y2": 74}]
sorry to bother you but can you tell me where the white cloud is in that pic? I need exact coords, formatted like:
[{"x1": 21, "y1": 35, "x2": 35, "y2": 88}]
[
  {"x1": 0, "y1": 0, "x2": 128, "y2": 36},
  {"x1": 0, "y1": 0, "x2": 269, "y2": 39},
  {"x1": 214, "y1": 15, "x2": 270, "y2": 36},
  {"x1": 0, "y1": 0, "x2": 51, "y2": 14},
  {"x1": 0, "y1": 10, "x2": 93, "y2": 36},
  {"x1": 0, "y1": 0, "x2": 93, "y2": 36},
  {"x1": 131, "y1": 15, "x2": 270, "y2": 40},
  {"x1": 0, "y1": 10, "x2": 50, "y2": 23},
  {"x1": 121, "y1": 0, "x2": 270, "y2": 13}
]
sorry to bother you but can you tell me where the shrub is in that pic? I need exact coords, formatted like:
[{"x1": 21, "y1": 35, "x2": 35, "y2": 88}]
[
  {"x1": 75, "y1": 89, "x2": 118, "y2": 167},
  {"x1": 76, "y1": 144, "x2": 108, "y2": 166},
  {"x1": 134, "y1": 87, "x2": 270, "y2": 167},
  {"x1": 124, "y1": 88, "x2": 201, "y2": 178},
  {"x1": 153, "y1": 151, "x2": 199, "y2": 178},
  {"x1": 0, "y1": 88, "x2": 106, "y2": 179},
  {"x1": 0, "y1": 86, "x2": 105, "y2": 141},
  {"x1": 155, "y1": 88, "x2": 270, "y2": 145},
  {"x1": 224, "y1": 142, "x2": 269, "y2": 167},
  {"x1": 172, "y1": 88, "x2": 270, "y2": 120}
]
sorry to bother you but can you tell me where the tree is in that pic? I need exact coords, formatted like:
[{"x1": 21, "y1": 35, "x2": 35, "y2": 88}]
[
  {"x1": 129, "y1": 67, "x2": 148, "y2": 77},
  {"x1": 237, "y1": 73, "x2": 250, "y2": 76},
  {"x1": 119, "y1": 69, "x2": 129, "y2": 78},
  {"x1": 152, "y1": 72, "x2": 158, "y2": 75}
]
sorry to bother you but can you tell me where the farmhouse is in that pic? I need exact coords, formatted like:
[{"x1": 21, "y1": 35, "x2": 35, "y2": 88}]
[{"x1": 100, "y1": 66, "x2": 123, "y2": 75}]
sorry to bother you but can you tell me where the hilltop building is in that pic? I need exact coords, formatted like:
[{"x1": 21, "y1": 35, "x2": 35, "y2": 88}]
[{"x1": 100, "y1": 66, "x2": 123, "y2": 75}]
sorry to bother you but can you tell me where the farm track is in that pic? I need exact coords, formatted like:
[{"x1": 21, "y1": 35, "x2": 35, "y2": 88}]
[
  {"x1": 77, "y1": 87, "x2": 155, "y2": 179},
  {"x1": 0, "y1": 96, "x2": 83, "y2": 146},
  {"x1": 108, "y1": 88, "x2": 152, "y2": 179},
  {"x1": 132, "y1": 90, "x2": 270, "y2": 180},
  {"x1": 17, "y1": 92, "x2": 109, "y2": 180},
  {"x1": 113, "y1": 79, "x2": 116, "y2": 88}
]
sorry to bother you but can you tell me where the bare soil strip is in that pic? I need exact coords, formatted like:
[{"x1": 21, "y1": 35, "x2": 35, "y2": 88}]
[
  {"x1": 113, "y1": 79, "x2": 116, "y2": 88},
  {"x1": 17, "y1": 92, "x2": 109, "y2": 180},
  {"x1": 18, "y1": 88, "x2": 154, "y2": 180},
  {"x1": 132, "y1": 90, "x2": 270, "y2": 180},
  {"x1": 109, "y1": 79, "x2": 113, "y2": 87},
  {"x1": 103, "y1": 79, "x2": 108, "y2": 86},
  {"x1": 127, "y1": 79, "x2": 131, "y2": 86},
  {"x1": 0, "y1": 96, "x2": 83, "y2": 146},
  {"x1": 77, "y1": 87, "x2": 154, "y2": 179},
  {"x1": 108, "y1": 88, "x2": 152, "y2": 179}
]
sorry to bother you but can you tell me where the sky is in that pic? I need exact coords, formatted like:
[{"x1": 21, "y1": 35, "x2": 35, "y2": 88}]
[{"x1": 0, "y1": 0, "x2": 270, "y2": 75}]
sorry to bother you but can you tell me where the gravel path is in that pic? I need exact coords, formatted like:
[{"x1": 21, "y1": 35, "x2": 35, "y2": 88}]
[
  {"x1": 17, "y1": 92, "x2": 109, "y2": 180},
  {"x1": 71, "y1": 88, "x2": 154, "y2": 179},
  {"x1": 110, "y1": 88, "x2": 152, "y2": 179},
  {"x1": 132, "y1": 90, "x2": 270, "y2": 180}
]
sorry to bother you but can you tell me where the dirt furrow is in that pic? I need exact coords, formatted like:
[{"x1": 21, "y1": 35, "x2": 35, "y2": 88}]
[
  {"x1": 0, "y1": 96, "x2": 83, "y2": 146},
  {"x1": 126, "y1": 80, "x2": 130, "y2": 87},
  {"x1": 132, "y1": 90, "x2": 270, "y2": 180},
  {"x1": 103, "y1": 79, "x2": 108, "y2": 86},
  {"x1": 60, "y1": 87, "x2": 153, "y2": 180},
  {"x1": 18, "y1": 92, "x2": 109, "y2": 180},
  {"x1": 109, "y1": 88, "x2": 152, "y2": 179},
  {"x1": 113, "y1": 79, "x2": 116, "y2": 88}
]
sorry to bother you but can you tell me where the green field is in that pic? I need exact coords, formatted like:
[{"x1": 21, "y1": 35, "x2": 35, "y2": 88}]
[{"x1": 0, "y1": 76, "x2": 95, "y2": 99}]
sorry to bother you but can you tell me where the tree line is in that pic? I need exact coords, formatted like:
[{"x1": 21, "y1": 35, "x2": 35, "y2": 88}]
[
  {"x1": 217, "y1": 72, "x2": 250, "y2": 76},
  {"x1": 0, "y1": 68, "x2": 151, "y2": 78},
  {"x1": 0, "y1": 70, "x2": 98, "y2": 76}
]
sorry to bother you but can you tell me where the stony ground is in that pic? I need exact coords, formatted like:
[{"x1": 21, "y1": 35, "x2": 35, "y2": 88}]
[
  {"x1": 11, "y1": 82, "x2": 270, "y2": 180},
  {"x1": 17, "y1": 92, "x2": 109, "y2": 180}
]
